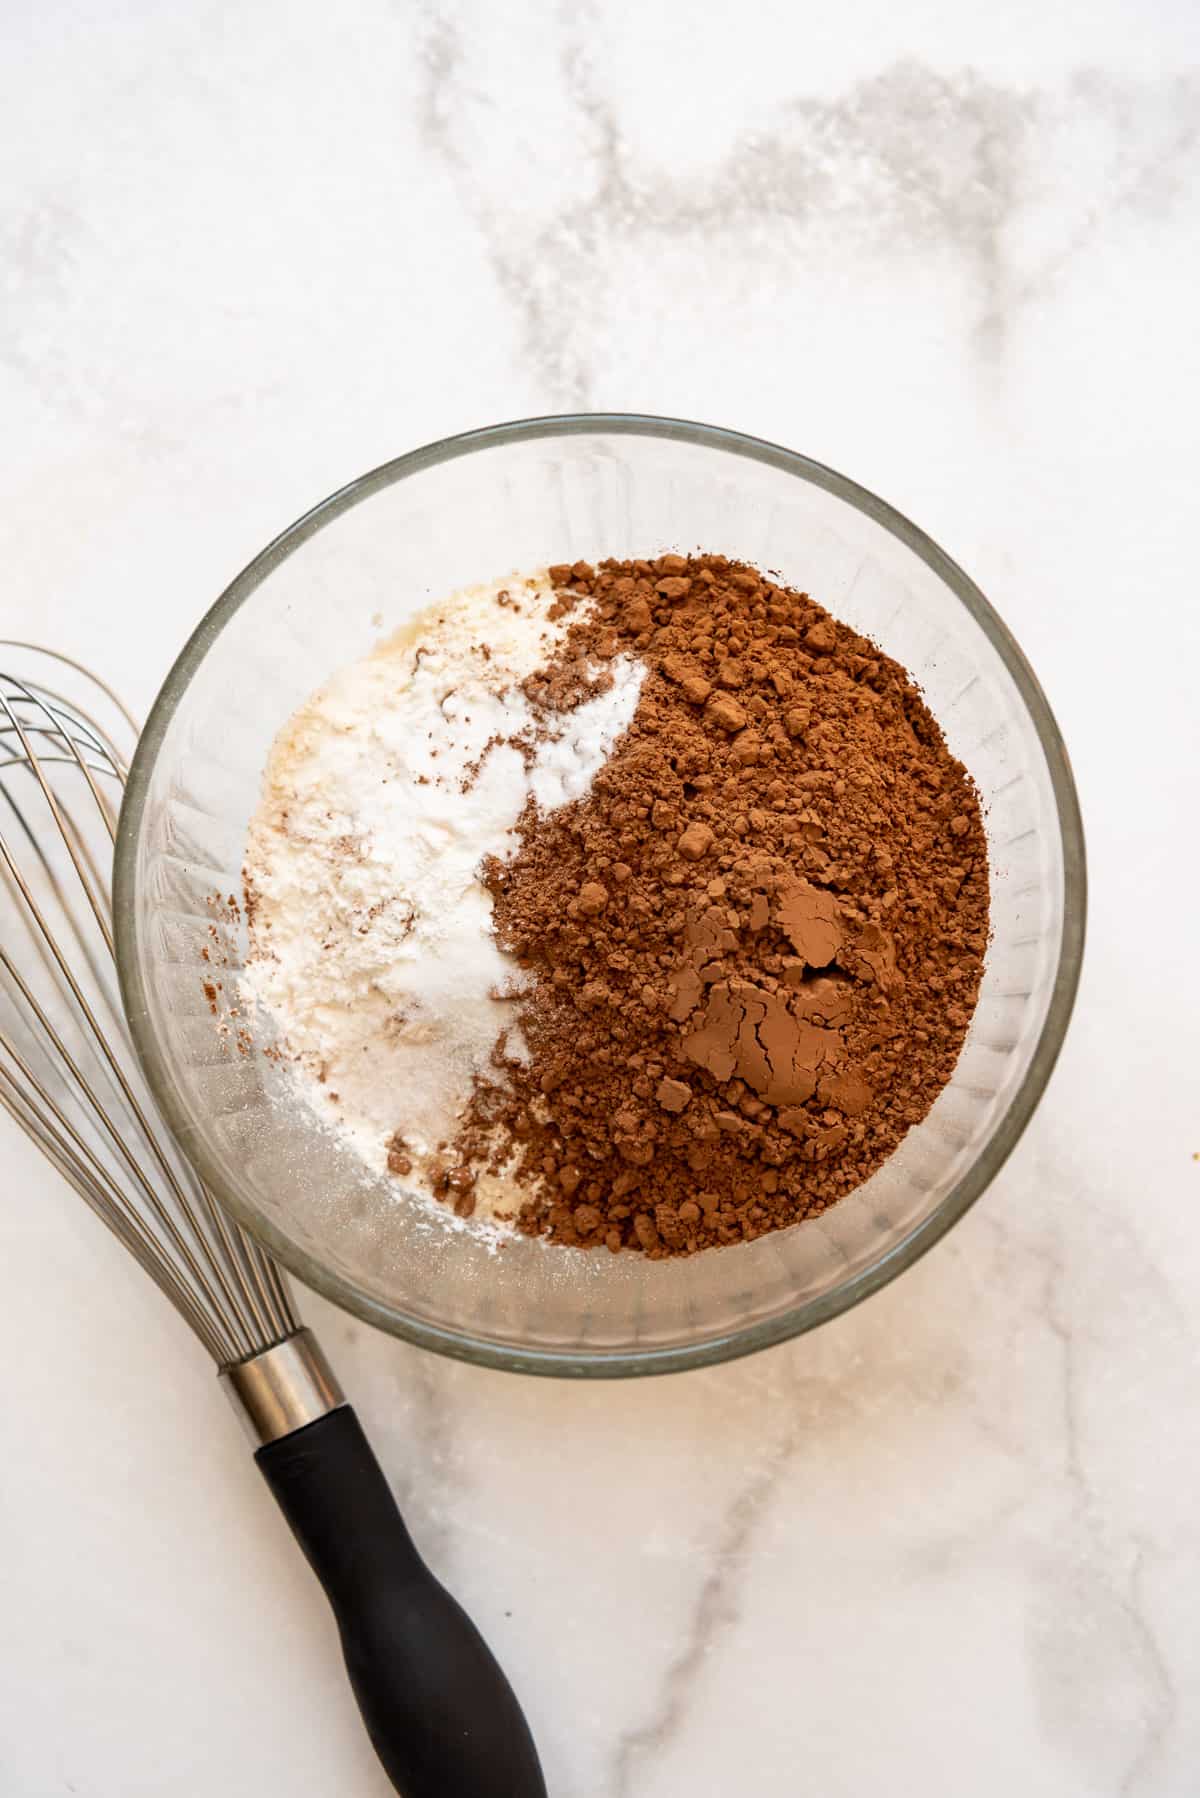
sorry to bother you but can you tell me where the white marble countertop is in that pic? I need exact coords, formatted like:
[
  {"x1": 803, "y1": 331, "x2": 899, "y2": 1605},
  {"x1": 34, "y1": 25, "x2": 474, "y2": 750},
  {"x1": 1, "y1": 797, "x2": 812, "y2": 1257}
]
[{"x1": 3, "y1": 2, "x2": 1199, "y2": 1793}]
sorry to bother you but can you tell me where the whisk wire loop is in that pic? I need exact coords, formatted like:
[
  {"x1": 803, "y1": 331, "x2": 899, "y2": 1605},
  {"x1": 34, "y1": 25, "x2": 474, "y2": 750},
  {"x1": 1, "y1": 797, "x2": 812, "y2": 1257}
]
[{"x1": 0, "y1": 650, "x2": 297, "y2": 1366}]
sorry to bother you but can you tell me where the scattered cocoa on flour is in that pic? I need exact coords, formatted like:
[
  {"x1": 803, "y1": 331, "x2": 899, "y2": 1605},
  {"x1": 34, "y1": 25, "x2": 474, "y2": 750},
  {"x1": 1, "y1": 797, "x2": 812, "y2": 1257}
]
[{"x1": 435, "y1": 554, "x2": 990, "y2": 1257}]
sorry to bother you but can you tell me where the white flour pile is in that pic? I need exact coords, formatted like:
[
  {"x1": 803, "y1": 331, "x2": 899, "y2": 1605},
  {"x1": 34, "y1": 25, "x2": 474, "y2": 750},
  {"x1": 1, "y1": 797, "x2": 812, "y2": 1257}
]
[{"x1": 241, "y1": 571, "x2": 644, "y2": 1221}]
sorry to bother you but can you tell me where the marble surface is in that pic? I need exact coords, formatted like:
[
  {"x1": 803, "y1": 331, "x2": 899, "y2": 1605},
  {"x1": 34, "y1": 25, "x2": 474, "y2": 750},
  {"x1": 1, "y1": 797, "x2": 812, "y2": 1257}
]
[{"x1": 3, "y1": 2, "x2": 1200, "y2": 1792}]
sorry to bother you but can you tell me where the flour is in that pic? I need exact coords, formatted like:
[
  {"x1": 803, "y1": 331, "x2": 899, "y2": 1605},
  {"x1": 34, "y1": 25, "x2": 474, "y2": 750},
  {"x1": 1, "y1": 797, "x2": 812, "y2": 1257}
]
[{"x1": 241, "y1": 571, "x2": 644, "y2": 1220}]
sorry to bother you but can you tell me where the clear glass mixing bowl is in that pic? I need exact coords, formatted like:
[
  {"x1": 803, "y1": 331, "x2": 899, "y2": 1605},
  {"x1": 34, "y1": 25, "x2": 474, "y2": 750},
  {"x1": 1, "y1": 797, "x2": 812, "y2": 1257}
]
[{"x1": 114, "y1": 415, "x2": 1085, "y2": 1376}]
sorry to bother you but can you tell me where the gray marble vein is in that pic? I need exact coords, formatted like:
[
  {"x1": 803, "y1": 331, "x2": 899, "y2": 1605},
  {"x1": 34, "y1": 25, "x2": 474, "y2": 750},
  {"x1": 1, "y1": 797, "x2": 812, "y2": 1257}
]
[
  {"x1": 414, "y1": 8, "x2": 1200, "y2": 405},
  {"x1": 610, "y1": 1418, "x2": 804, "y2": 1796}
]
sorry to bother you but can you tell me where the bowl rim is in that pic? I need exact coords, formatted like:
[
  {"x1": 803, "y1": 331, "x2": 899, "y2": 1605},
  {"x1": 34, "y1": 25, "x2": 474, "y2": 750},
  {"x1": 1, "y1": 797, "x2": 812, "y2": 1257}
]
[{"x1": 114, "y1": 411, "x2": 1087, "y2": 1377}]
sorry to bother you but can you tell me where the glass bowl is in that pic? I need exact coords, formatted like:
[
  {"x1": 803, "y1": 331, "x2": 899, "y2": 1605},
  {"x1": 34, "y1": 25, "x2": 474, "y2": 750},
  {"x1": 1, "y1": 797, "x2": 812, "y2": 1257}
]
[{"x1": 114, "y1": 414, "x2": 1085, "y2": 1377}]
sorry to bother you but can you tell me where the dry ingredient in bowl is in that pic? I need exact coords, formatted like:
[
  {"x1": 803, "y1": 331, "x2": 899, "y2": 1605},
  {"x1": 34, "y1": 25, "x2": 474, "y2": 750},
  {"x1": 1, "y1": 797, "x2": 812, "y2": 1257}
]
[
  {"x1": 241, "y1": 555, "x2": 988, "y2": 1256},
  {"x1": 240, "y1": 571, "x2": 643, "y2": 1222}
]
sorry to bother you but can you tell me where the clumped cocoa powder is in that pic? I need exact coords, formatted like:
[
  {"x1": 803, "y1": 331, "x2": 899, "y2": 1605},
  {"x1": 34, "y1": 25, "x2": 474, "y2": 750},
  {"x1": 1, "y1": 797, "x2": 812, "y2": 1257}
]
[{"x1": 440, "y1": 554, "x2": 989, "y2": 1256}]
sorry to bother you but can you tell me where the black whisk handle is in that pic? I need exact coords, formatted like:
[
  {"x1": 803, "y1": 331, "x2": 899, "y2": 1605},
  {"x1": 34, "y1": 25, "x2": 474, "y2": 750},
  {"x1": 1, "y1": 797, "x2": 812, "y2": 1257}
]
[{"x1": 256, "y1": 1404, "x2": 546, "y2": 1798}]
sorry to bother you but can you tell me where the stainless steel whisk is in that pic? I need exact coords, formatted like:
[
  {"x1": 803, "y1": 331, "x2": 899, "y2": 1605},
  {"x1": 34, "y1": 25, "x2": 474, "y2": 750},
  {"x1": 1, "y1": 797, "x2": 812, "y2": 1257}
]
[
  {"x1": 0, "y1": 647, "x2": 298, "y2": 1363},
  {"x1": 0, "y1": 647, "x2": 545, "y2": 1798}
]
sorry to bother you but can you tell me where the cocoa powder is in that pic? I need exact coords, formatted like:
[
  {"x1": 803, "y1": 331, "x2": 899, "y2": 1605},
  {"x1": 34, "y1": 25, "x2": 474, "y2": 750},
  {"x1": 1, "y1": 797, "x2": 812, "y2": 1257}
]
[{"x1": 439, "y1": 554, "x2": 989, "y2": 1256}]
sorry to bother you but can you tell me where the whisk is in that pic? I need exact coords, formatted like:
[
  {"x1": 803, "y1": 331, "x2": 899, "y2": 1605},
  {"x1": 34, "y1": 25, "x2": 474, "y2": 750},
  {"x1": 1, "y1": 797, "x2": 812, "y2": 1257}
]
[{"x1": 0, "y1": 646, "x2": 546, "y2": 1798}]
